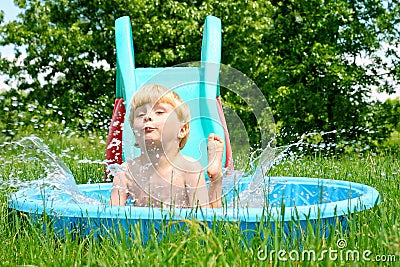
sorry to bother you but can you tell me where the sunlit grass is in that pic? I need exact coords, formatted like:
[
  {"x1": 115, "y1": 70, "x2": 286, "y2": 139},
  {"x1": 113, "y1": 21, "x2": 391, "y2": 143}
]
[{"x1": 1, "y1": 131, "x2": 399, "y2": 266}]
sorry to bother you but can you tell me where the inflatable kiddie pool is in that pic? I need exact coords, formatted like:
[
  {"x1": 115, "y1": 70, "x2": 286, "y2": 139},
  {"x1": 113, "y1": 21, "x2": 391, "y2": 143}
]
[
  {"x1": 9, "y1": 175, "x2": 380, "y2": 240},
  {"x1": 8, "y1": 15, "x2": 381, "y2": 240}
]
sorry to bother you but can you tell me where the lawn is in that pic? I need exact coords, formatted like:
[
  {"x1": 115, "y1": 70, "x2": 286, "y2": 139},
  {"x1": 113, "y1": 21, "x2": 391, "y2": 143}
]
[{"x1": 0, "y1": 130, "x2": 399, "y2": 266}]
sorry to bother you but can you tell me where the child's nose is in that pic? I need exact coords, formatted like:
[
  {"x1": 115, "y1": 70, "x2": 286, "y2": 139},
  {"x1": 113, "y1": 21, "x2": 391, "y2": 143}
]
[{"x1": 144, "y1": 112, "x2": 153, "y2": 121}]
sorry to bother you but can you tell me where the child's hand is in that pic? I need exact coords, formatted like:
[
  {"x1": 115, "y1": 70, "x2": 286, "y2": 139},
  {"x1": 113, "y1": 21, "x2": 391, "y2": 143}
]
[{"x1": 207, "y1": 133, "x2": 224, "y2": 182}]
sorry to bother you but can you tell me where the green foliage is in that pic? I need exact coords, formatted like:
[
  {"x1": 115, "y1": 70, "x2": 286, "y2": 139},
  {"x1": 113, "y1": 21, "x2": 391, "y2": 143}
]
[
  {"x1": 0, "y1": 88, "x2": 110, "y2": 139},
  {"x1": 256, "y1": 0, "x2": 400, "y2": 147},
  {"x1": 376, "y1": 98, "x2": 400, "y2": 132},
  {"x1": 370, "y1": 97, "x2": 400, "y2": 151},
  {"x1": 1, "y1": 0, "x2": 400, "y2": 149},
  {"x1": 0, "y1": 0, "x2": 213, "y2": 134}
]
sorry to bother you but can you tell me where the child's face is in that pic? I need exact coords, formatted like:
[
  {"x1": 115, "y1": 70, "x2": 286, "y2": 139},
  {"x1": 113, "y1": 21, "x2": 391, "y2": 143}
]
[{"x1": 133, "y1": 102, "x2": 187, "y2": 149}]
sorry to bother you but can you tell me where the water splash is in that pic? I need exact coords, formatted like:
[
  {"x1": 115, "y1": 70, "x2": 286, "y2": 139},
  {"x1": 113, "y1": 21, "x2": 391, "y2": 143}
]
[
  {"x1": 3, "y1": 130, "x2": 339, "y2": 208},
  {"x1": 235, "y1": 130, "x2": 338, "y2": 208},
  {"x1": 1, "y1": 136, "x2": 102, "y2": 205}
]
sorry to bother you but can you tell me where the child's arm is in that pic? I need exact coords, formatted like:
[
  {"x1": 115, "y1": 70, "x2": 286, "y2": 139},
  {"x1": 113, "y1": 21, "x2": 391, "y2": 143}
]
[
  {"x1": 185, "y1": 167, "x2": 223, "y2": 208},
  {"x1": 109, "y1": 163, "x2": 130, "y2": 206},
  {"x1": 207, "y1": 172, "x2": 223, "y2": 208},
  {"x1": 185, "y1": 170, "x2": 210, "y2": 207},
  {"x1": 206, "y1": 133, "x2": 224, "y2": 208}
]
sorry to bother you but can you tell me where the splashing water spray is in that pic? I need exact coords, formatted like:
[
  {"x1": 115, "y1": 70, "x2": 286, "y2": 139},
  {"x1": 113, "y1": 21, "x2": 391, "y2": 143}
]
[{"x1": 1, "y1": 136, "x2": 102, "y2": 205}]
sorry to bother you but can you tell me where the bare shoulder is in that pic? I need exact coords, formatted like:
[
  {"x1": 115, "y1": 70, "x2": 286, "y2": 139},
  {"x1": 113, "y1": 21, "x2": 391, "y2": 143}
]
[
  {"x1": 174, "y1": 154, "x2": 206, "y2": 188},
  {"x1": 113, "y1": 159, "x2": 139, "y2": 184},
  {"x1": 124, "y1": 157, "x2": 144, "y2": 173},
  {"x1": 177, "y1": 154, "x2": 203, "y2": 173}
]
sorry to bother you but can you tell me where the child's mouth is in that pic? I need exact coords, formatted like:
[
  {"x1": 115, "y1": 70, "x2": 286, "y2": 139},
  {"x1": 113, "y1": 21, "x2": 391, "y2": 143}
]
[{"x1": 144, "y1": 127, "x2": 155, "y2": 133}]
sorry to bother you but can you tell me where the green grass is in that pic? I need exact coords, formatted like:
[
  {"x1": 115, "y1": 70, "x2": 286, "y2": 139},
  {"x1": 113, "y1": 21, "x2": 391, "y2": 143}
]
[{"x1": 1, "y1": 131, "x2": 399, "y2": 266}]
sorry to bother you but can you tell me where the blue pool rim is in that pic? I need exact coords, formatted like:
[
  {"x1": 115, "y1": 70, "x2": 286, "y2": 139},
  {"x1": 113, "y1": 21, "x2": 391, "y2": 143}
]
[{"x1": 8, "y1": 176, "x2": 381, "y2": 224}]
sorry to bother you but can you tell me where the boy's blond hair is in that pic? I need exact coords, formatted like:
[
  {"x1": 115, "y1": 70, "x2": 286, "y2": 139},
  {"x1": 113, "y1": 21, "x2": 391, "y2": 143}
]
[{"x1": 129, "y1": 84, "x2": 191, "y2": 150}]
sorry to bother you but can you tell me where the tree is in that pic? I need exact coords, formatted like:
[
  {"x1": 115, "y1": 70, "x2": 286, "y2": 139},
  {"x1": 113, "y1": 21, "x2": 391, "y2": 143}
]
[
  {"x1": 373, "y1": 97, "x2": 400, "y2": 134},
  {"x1": 212, "y1": 0, "x2": 400, "y2": 149},
  {"x1": 1, "y1": 0, "x2": 399, "y2": 150},
  {"x1": 0, "y1": 0, "x2": 209, "y2": 133}
]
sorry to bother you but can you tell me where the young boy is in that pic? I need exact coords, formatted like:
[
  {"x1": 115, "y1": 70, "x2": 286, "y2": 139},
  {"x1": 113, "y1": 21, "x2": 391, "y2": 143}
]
[{"x1": 110, "y1": 84, "x2": 224, "y2": 208}]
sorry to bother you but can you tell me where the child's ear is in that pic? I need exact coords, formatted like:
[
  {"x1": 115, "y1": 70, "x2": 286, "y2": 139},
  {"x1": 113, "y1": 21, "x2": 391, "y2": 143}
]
[{"x1": 178, "y1": 123, "x2": 189, "y2": 139}]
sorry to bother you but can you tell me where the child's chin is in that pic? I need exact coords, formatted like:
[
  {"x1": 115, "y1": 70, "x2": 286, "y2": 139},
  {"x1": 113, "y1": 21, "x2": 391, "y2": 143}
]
[{"x1": 144, "y1": 139, "x2": 162, "y2": 147}]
